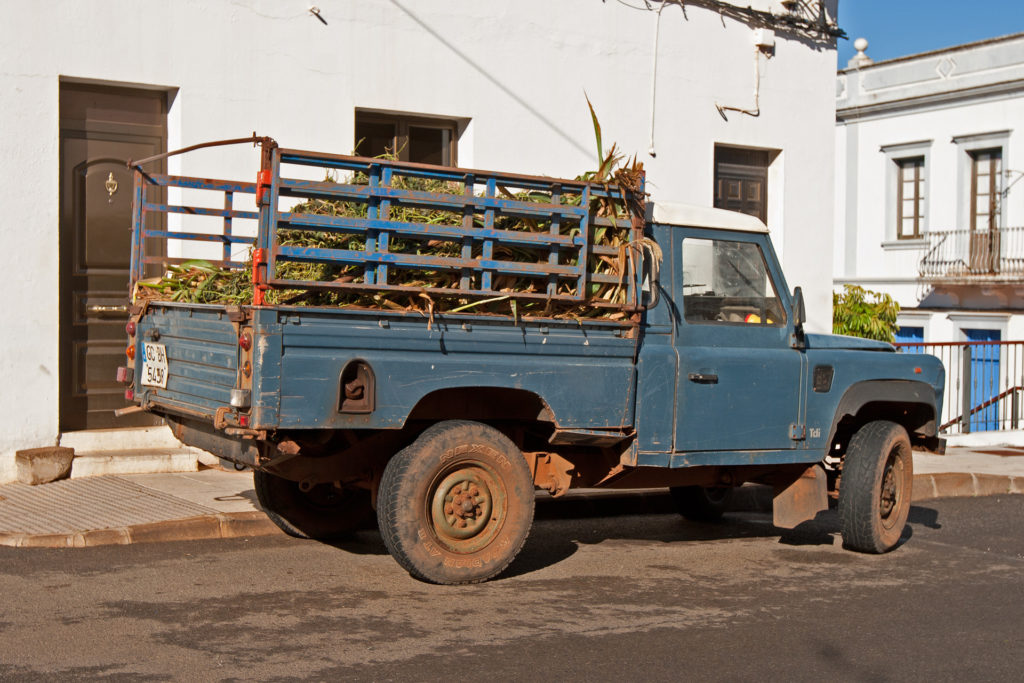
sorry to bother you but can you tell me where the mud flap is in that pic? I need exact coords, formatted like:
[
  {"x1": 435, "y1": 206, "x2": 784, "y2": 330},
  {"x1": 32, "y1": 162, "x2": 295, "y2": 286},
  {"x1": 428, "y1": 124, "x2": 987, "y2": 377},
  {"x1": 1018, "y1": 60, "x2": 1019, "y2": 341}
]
[{"x1": 772, "y1": 463, "x2": 828, "y2": 529}]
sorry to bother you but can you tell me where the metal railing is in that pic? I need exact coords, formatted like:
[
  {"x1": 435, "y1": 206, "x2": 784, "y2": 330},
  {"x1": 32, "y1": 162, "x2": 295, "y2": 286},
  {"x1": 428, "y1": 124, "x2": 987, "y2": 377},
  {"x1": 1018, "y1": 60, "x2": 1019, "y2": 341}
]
[
  {"x1": 918, "y1": 226, "x2": 1024, "y2": 279},
  {"x1": 893, "y1": 340, "x2": 1024, "y2": 434}
]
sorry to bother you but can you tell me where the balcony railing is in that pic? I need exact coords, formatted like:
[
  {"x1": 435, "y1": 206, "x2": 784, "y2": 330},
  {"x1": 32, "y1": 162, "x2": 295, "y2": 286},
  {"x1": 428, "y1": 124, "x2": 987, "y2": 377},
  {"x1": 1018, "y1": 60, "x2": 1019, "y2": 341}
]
[
  {"x1": 918, "y1": 227, "x2": 1024, "y2": 280},
  {"x1": 893, "y1": 340, "x2": 1024, "y2": 434}
]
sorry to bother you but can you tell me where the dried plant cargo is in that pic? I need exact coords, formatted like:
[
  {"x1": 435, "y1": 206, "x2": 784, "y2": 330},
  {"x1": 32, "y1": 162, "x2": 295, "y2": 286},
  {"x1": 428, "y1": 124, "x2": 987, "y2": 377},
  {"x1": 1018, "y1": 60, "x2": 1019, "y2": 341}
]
[{"x1": 121, "y1": 137, "x2": 946, "y2": 585}]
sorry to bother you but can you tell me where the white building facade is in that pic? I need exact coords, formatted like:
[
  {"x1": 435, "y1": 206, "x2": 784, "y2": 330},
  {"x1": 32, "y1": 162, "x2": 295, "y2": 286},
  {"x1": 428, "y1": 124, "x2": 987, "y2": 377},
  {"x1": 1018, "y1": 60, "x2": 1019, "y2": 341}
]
[
  {"x1": 0, "y1": 0, "x2": 840, "y2": 471},
  {"x1": 835, "y1": 33, "x2": 1024, "y2": 434}
]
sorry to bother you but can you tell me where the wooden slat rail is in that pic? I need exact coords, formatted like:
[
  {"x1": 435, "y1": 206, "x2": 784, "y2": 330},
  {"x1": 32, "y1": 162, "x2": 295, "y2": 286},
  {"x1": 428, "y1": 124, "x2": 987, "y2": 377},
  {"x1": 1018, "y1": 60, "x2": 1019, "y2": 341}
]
[{"x1": 130, "y1": 144, "x2": 646, "y2": 312}]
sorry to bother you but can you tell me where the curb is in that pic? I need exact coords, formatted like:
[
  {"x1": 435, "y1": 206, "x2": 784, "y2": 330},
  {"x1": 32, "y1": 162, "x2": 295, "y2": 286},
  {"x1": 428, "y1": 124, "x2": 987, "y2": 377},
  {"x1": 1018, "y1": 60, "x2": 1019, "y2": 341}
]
[
  {"x1": 1, "y1": 473, "x2": 1020, "y2": 549},
  {"x1": 912, "y1": 472, "x2": 1022, "y2": 501},
  {"x1": 0, "y1": 511, "x2": 283, "y2": 548}
]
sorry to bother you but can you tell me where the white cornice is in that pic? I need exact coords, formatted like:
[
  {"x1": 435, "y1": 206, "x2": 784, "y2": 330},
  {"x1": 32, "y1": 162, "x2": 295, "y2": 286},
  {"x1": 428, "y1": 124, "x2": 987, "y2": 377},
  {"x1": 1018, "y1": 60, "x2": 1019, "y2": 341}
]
[{"x1": 837, "y1": 79, "x2": 1024, "y2": 123}]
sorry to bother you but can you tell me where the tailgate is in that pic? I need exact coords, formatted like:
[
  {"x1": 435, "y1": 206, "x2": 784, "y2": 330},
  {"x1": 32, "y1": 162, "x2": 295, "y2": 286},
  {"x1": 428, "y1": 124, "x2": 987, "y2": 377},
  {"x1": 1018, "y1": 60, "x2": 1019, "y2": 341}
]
[{"x1": 134, "y1": 302, "x2": 241, "y2": 419}]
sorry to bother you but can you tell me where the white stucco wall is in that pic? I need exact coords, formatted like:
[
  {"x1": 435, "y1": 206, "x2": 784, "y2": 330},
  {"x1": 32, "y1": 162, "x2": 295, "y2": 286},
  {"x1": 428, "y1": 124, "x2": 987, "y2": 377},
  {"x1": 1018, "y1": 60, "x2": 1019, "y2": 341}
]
[
  {"x1": 836, "y1": 97, "x2": 1024, "y2": 290},
  {"x1": 835, "y1": 34, "x2": 1024, "y2": 350},
  {"x1": 0, "y1": 0, "x2": 838, "y2": 457},
  {"x1": 835, "y1": 35, "x2": 1024, "y2": 287}
]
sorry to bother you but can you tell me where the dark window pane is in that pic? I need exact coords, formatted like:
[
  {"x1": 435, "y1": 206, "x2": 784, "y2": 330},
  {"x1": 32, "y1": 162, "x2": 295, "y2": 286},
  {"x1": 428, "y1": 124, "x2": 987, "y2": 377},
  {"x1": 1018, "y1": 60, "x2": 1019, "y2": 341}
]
[
  {"x1": 714, "y1": 145, "x2": 769, "y2": 224},
  {"x1": 409, "y1": 126, "x2": 449, "y2": 166},
  {"x1": 355, "y1": 121, "x2": 396, "y2": 158}
]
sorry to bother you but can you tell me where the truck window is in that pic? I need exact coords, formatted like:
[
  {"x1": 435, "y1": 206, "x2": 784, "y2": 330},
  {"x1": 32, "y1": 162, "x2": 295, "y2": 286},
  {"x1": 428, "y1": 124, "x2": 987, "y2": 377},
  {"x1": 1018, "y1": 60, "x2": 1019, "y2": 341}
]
[{"x1": 681, "y1": 237, "x2": 785, "y2": 326}]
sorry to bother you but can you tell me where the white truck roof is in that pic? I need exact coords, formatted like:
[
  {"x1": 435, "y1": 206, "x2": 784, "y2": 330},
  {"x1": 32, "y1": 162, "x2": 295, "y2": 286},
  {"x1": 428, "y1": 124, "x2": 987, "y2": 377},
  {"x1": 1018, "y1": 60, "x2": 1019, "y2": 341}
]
[{"x1": 650, "y1": 202, "x2": 769, "y2": 234}]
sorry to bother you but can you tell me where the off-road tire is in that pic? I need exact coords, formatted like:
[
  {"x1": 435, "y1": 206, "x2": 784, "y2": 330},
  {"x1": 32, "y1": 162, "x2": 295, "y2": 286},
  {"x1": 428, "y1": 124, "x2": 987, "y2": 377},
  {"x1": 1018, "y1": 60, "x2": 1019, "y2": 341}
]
[
  {"x1": 838, "y1": 420, "x2": 913, "y2": 553},
  {"x1": 669, "y1": 486, "x2": 734, "y2": 522},
  {"x1": 376, "y1": 420, "x2": 534, "y2": 585},
  {"x1": 254, "y1": 469, "x2": 373, "y2": 540}
]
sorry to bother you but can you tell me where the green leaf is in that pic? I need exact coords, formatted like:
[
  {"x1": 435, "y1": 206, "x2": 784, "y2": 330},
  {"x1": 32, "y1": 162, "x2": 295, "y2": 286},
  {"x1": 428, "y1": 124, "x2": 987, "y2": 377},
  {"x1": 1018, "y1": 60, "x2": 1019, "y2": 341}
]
[{"x1": 585, "y1": 92, "x2": 603, "y2": 169}]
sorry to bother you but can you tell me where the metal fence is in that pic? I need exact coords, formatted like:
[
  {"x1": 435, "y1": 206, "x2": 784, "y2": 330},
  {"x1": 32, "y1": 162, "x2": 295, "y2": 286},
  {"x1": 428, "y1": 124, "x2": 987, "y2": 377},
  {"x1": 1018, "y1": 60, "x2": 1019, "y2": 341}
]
[
  {"x1": 919, "y1": 227, "x2": 1024, "y2": 279},
  {"x1": 893, "y1": 340, "x2": 1024, "y2": 434}
]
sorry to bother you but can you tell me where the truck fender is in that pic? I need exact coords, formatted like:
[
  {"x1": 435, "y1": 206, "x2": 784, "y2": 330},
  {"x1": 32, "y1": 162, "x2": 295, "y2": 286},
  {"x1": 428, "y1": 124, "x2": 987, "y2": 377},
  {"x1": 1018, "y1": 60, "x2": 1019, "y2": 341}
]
[{"x1": 825, "y1": 379, "x2": 938, "y2": 447}]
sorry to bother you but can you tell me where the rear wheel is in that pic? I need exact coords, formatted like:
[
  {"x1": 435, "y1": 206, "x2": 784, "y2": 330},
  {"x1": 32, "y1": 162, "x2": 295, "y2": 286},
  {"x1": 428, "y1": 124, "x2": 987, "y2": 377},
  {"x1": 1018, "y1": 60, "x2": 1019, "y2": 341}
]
[
  {"x1": 254, "y1": 469, "x2": 372, "y2": 540},
  {"x1": 377, "y1": 420, "x2": 534, "y2": 585},
  {"x1": 838, "y1": 420, "x2": 913, "y2": 553},
  {"x1": 669, "y1": 485, "x2": 734, "y2": 522}
]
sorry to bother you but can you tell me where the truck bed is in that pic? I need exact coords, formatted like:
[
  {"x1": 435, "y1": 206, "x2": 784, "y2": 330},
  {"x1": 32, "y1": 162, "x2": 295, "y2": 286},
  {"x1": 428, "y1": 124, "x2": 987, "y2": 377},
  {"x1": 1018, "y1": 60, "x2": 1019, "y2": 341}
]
[{"x1": 137, "y1": 301, "x2": 638, "y2": 433}]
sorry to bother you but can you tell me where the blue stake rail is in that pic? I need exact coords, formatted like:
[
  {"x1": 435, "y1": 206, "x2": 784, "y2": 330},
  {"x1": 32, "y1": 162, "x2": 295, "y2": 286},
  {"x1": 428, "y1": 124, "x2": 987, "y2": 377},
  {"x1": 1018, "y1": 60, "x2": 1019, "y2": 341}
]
[{"x1": 131, "y1": 140, "x2": 645, "y2": 313}]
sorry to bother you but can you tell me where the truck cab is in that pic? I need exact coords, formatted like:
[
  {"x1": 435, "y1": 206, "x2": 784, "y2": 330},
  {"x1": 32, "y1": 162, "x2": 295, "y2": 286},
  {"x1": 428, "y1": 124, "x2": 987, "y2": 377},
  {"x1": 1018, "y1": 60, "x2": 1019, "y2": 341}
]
[{"x1": 635, "y1": 203, "x2": 943, "y2": 467}]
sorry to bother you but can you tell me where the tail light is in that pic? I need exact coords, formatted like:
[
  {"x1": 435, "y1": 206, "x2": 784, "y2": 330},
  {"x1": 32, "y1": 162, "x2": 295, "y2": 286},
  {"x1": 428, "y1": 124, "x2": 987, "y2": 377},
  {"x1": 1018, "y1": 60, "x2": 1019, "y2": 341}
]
[
  {"x1": 125, "y1": 321, "x2": 136, "y2": 337},
  {"x1": 239, "y1": 330, "x2": 253, "y2": 350}
]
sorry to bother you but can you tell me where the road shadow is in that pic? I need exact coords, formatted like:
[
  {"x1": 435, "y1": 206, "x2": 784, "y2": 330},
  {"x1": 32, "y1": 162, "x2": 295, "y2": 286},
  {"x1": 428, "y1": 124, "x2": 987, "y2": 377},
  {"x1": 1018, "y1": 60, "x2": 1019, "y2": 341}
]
[
  {"x1": 908, "y1": 504, "x2": 942, "y2": 529},
  {"x1": 307, "y1": 495, "x2": 945, "y2": 578}
]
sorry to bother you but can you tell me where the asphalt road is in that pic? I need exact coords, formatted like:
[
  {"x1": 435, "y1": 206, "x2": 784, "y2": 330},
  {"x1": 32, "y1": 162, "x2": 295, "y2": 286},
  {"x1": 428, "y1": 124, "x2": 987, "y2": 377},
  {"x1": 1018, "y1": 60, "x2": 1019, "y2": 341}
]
[{"x1": 0, "y1": 495, "x2": 1021, "y2": 682}]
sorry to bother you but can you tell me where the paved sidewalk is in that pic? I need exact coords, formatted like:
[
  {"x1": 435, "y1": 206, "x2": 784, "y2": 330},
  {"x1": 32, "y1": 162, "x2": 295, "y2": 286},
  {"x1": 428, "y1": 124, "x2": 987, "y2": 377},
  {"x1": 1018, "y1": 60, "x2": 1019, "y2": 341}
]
[{"x1": 0, "y1": 447, "x2": 1020, "y2": 548}]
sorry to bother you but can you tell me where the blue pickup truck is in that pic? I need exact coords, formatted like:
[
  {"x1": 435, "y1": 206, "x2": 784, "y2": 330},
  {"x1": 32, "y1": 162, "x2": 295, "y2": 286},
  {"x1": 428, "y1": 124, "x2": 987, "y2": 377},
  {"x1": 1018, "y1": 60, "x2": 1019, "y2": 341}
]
[{"x1": 120, "y1": 138, "x2": 944, "y2": 584}]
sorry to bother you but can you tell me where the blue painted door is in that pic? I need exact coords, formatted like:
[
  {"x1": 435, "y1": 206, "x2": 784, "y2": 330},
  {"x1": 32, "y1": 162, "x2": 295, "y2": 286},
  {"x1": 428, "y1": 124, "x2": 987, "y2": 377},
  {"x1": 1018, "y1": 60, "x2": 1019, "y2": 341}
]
[
  {"x1": 964, "y1": 328, "x2": 1000, "y2": 431},
  {"x1": 895, "y1": 325, "x2": 924, "y2": 351},
  {"x1": 673, "y1": 234, "x2": 804, "y2": 452}
]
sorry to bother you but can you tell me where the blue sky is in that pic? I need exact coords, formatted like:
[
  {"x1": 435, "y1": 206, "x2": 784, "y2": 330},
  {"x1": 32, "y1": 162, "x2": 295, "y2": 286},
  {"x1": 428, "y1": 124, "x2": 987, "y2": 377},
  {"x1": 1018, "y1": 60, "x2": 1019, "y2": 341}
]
[{"x1": 836, "y1": 1, "x2": 1024, "y2": 67}]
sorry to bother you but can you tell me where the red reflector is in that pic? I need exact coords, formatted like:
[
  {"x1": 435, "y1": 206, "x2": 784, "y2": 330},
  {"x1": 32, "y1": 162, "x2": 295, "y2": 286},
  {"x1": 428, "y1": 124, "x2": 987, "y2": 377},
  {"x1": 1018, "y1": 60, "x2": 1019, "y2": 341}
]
[
  {"x1": 125, "y1": 321, "x2": 136, "y2": 337},
  {"x1": 125, "y1": 388, "x2": 135, "y2": 401},
  {"x1": 239, "y1": 331, "x2": 252, "y2": 350},
  {"x1": 116, "y1": 366, "x2": 134, "y2": 384},
  {"x1": 126, "y1": 345, "x2": 135, "y2": 360},
  {"x1": 914, "y1": 367, "x2": 922, "y2": 374},
  {"x1": 255, "y1": 169, "x2": 272, "y2": 205},
  {"x1": 239, "y1": 414, "x2": 250, "y2": 427}
]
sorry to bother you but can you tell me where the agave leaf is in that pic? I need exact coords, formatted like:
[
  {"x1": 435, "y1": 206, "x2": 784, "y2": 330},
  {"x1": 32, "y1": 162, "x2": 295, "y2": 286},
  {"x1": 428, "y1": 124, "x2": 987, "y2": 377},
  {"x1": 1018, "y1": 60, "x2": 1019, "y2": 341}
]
[
  {"x1": 585, "y1": 92, "x2": 604, "y2": 169},
  {"x1": 180, "y1": 259, "x2": 217, "y2": 273}
]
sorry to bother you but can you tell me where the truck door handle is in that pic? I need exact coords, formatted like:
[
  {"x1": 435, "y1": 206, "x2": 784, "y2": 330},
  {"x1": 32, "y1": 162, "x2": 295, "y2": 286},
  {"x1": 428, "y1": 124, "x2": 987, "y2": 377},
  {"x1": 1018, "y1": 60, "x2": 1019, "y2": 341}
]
[{"x1": 688, "y1": 373, "x2": 718, "y2": 384}]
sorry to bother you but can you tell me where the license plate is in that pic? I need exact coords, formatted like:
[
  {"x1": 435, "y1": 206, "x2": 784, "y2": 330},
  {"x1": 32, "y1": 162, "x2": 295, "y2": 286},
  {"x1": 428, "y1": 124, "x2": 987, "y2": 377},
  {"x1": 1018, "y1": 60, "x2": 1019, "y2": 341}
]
[{"x1": 141, "y1": 342, "x2": 168, "y2": 388}]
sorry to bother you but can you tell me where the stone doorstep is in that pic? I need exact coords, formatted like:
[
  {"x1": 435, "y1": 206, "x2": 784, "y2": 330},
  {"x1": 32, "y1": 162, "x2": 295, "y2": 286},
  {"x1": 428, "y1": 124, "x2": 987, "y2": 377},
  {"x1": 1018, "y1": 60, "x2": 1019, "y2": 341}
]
[
  {"x1": 70, "y1": 449, "x2": 200, "y2": 479},
  {"x1": 14, "y1": 447, "x2": 75, "y2": 486},
  {"x1": 58, "y1": 425, "x2": 184, "y2": 453}
]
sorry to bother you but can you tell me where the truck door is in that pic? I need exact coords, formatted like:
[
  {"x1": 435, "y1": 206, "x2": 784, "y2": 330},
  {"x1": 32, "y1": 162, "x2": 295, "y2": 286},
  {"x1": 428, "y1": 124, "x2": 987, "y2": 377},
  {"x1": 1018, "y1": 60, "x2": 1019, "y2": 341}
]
[{"x1": 673, "y1": 232, "x2": 805, "y2": 452}]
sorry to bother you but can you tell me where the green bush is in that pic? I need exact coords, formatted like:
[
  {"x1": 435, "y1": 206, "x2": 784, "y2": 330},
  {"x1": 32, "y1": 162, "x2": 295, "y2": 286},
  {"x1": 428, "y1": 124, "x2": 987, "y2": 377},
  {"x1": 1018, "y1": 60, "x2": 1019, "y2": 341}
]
[{"x1": 832, "y1": 285, "x2": 900, "y2": 342}]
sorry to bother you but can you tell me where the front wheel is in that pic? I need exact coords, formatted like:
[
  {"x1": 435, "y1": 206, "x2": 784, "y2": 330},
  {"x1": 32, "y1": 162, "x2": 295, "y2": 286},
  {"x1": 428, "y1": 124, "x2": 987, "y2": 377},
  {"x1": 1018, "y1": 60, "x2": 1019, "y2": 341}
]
[
  {"x1": 838, "y1": 420, "x2": 913, "y2": 553},
  {"x1": 376, "y1": 420, "x2": 535, "y2": 585},
  {"x1": 254, "y1": 469, "x2": 373, "y2": 540}
]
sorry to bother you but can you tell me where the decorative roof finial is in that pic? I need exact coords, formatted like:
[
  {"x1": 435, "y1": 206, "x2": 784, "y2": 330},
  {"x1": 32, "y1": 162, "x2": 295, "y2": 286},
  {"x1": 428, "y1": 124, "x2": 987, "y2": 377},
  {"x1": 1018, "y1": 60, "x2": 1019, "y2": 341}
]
[{"x1": 847, "y1": 37, "x2": 874, "y2": 69}]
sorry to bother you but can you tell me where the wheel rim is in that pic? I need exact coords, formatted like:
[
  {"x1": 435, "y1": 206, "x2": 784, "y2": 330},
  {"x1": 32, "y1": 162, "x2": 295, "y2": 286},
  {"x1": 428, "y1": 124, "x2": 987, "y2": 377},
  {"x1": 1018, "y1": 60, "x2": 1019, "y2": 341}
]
[
  {"x1": 704, "y1": 487, "x2": 730, "y2": 505},
  {"x1": 429, "y1": 462, "x2": 504, "y2": 553},
  {"x1": 878, "y1": 446, "x2": 905, "y2": 530}
]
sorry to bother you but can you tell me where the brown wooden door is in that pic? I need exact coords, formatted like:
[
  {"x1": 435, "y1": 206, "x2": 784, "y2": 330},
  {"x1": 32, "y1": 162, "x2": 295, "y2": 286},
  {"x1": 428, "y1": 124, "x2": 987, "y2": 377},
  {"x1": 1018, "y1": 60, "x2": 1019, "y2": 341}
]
[
  {"x1": 969, "y1": 148, "x2": 1002, "y2": 274},
  {"x1": 59, "y1": 84, "x2": 167, "y2": 430}
]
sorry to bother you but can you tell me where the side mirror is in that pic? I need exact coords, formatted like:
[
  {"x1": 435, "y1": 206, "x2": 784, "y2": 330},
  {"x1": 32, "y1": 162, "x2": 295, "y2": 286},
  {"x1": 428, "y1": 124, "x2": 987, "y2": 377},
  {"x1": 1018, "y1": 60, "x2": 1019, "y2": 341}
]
[
  {"x1": 791, "y1": 286, "x2": 806, "y2": 348},
  {"x1": 793, "y1": 286, "x2": 806, "y2": 329}
]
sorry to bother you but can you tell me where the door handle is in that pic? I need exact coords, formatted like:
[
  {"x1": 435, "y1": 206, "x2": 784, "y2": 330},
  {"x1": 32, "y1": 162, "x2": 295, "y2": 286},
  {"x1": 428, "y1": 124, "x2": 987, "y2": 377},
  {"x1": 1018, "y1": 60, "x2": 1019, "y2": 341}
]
[
  {"x1": 87, "y1": 304, "x2": 129, "y2": 315},
  {"x1": 688, "y1": 372, "x2": 719, "y2": 384}
]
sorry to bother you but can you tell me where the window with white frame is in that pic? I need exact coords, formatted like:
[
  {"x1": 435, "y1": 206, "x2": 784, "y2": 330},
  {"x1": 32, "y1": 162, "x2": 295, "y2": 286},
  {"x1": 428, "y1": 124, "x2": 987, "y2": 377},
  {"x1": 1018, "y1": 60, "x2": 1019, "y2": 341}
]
[
  {"x1": 896, "y1": 156, "x2": 925, "y2": 239},
  {"x1": 881, "y1": 140, "x2": 931, "y2": 246}
]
